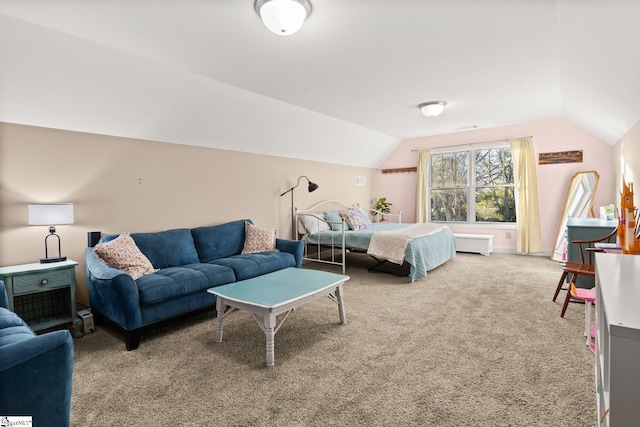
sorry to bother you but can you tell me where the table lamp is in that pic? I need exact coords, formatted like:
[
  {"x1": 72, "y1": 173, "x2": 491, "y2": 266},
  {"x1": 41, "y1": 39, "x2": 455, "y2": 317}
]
[{"x1": 28, "y1": 203, "x2": 74, "y2": 263}]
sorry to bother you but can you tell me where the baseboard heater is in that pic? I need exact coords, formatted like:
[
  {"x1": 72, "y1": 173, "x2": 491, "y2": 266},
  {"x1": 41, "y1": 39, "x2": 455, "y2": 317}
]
[{"x1": 454, "y1": 233, "x2": 494, "y2": 256}]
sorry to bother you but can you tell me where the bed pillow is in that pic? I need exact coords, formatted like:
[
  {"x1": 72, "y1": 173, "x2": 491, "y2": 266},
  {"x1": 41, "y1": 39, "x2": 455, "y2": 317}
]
[
  {"x1": 324, "y1": 211, "x2": 351, "y2": 231},
  {"x1": 241, "y1": 222, "x2": 278, "y2": 254},
  {"x1": 342, "y1": 208, "x2": 371, "y2": 231},
  {"x1": 93, "y1": 232, "x2": 157, "y2": 280},
  {"x1": 301, "y1": 214, "x2": 331, "y2": 235},
  {"x1": 355, "y1": 207, "x2": 374, "y2": 227}
]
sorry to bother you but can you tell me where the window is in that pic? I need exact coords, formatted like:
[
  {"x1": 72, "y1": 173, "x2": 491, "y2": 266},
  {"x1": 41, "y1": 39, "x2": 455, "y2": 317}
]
[{"x1": 430, "y1": 143, "x2": 515, "y2": 223}]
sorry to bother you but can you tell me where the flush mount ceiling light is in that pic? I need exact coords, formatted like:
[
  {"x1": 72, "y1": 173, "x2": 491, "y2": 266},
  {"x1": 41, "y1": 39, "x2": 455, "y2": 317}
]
[
  {"x1": 418, "y1": 101, "x2": 447, "y2": 117},
  {"x1": 254, "y1": 0, "x2": 312, "y2": 36}
]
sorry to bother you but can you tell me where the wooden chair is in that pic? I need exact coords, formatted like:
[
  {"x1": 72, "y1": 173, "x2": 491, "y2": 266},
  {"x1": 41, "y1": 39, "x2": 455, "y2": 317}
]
[{"x1": 553, "y1": 227, "x2": 617, "y2": 317}]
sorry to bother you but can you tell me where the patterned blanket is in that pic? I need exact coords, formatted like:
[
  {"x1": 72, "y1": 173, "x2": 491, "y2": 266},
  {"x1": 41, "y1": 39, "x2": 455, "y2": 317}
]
[{"x1": 367, "y1": 223, "x2": 448, "y2": 265}]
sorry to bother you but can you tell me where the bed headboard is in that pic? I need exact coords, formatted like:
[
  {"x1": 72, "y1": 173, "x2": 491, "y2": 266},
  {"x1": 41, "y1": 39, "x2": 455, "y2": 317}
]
[
  {"x1": 295, "y1": 200, "x2": 401, "y2": 234},
  {"x1": 294, "y1": 200, "x2": 353, "y2": 239},
  {"x1": 295, "y1": 200, "x2": 352, "y2": 215}
]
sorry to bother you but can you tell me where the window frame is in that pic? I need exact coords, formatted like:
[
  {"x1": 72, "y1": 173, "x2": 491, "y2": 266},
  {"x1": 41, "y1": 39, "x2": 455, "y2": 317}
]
[{"x1": 429, "y1": 140, "x2": 516, "y2": 225}]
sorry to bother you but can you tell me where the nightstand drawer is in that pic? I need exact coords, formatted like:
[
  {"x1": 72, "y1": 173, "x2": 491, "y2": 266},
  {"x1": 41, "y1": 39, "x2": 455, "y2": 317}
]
[{"x1": 12, "y1": 269, "x2": 74, "y2": 295}]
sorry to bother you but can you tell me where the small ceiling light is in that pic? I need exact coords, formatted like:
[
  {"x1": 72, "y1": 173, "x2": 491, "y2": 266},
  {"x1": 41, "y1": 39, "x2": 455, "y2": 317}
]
[
  {"x1": 254, "y1": 0, "x2": 312, "y2": 36},
  {"x1": 418, "y1": 101, "x2": 447, "y2": 117}
]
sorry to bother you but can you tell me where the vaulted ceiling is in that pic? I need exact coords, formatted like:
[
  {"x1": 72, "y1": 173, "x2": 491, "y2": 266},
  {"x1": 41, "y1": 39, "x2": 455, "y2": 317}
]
[{"x1": 1, "y1": 1, "x2": 638, "y2": 168}]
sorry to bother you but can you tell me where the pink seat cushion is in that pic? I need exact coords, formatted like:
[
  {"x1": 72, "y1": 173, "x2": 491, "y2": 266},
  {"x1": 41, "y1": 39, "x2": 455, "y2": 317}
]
[{"x1": 570, "y1": 285, "x2": 596, "y2": 302}]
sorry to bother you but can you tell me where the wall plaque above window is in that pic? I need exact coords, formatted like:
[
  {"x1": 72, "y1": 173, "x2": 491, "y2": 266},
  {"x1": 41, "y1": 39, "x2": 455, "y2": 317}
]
[{"x1": 539, "y1": 150, "x2": 583, "y2": 165}]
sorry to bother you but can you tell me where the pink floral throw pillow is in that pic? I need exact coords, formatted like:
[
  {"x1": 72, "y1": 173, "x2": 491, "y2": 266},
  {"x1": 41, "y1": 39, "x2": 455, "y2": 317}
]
[
  {"x1": 241, "y1": 222, "x2": 278, "y2": 254},
  {"x1": 342, "y1": 208, "x2": 371, "y2": 231},
  {"x1": 93, "y1": 232, "x2": 157, "y2": 280}
]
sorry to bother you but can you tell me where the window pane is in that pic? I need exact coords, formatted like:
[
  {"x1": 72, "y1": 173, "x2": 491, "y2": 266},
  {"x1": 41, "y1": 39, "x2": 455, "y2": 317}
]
[
  {"x1": 431, "y1": 189, "x2": 467, "y2": 221},
  {"x1": 431, "y1": 152, "x2": 468, "y2": 187},
  {"x1": 475, "y1": 148, "x2": 513, "y2": 186},
  {"x1": 475, "y1": 187, "x2": 516, "y2": 222}
]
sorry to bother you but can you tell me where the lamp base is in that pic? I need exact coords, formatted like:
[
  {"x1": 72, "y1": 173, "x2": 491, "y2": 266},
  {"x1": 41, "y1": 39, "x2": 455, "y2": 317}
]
[{"x1": 40, "y1": 256, "x2": 67, "y2": 264}]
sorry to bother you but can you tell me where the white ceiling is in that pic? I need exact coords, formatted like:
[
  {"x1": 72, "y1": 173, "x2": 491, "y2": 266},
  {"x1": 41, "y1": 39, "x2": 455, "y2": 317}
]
[{"x1": 1, "y1": 0, "x2": 639, "y2": 168}]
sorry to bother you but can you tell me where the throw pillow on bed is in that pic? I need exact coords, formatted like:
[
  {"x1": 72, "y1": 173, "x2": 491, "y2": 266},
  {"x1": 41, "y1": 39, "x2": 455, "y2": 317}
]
[
  {"x1": 301, "y1": 213, "x2": 331, "y2": 234},
  {"x1": 241, "y1": 222, "x2": 278, "y2": 254},
  {"x1": 93, "y1": 232, "x2": 158, "y2": 280},
  {"x1": 342, "y1": 208, "x2": 371, "y2": 231},
  {"x1": 355, "y1": 207, "x2": 374, "y2": 227},
  {"x1": 324, "y1": 211, "x2": 351, "y2": 231}
]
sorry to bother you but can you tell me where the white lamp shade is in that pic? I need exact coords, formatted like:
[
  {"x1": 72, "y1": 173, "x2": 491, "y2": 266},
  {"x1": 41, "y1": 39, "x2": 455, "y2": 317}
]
[
  {"x1": 28, "y1": 203, "x2": 74, "y2": 226},
  {"x1": 256, "y1": 0, "x2": 310, "y2": 35},
  {"x1": 419, "y1": 101, "x2": 447, "y2": 117}
]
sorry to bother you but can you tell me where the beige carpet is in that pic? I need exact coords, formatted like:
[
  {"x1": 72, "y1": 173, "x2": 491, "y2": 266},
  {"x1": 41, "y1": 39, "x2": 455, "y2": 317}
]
[{"x1": 70, "y1": 253, "x2": 596, "y2": 426}]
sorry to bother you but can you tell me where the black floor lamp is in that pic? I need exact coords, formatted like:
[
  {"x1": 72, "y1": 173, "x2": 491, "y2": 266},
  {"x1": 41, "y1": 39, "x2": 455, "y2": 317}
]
[{"x1": 280, "y1": 176, "x2": 319, "y2": 239}]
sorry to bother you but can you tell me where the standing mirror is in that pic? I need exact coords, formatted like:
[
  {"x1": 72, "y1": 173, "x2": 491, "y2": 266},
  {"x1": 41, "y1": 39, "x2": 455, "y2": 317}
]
[{"x1": 551, "y1": 170, "x2": 600, "y2": 261}]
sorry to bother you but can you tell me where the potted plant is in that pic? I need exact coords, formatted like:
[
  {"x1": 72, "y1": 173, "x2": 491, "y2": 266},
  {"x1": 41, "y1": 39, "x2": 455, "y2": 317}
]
[
  {"x1": 374, "y1": 197, "x2": 392, "y2": 221},
  {"x1": 604, "y1": 204, "x2": 615, "y2": 221}
]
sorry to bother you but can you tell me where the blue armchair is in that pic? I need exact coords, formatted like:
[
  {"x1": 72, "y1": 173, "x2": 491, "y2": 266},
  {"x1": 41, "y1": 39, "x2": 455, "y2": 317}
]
[{"x1": 0, "y1": 280, "x2": 74, "y2": 427}]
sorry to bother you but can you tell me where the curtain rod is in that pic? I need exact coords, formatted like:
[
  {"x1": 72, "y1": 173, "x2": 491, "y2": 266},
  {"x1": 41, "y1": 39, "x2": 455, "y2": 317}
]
[{"x1": 410, "y1": 136, "x2": 532, "y2": 152}]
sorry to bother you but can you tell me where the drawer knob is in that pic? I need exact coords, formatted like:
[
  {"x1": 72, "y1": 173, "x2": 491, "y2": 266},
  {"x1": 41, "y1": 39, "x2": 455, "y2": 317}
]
[{"x1": 40, "y1": 278, "x2": 48, "y2": 286}]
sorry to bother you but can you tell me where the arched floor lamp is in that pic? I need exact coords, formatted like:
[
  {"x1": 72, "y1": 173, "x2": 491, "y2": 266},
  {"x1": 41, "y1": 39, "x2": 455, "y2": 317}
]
[{"x1": 280, "y1": 176, "x2": 318, "y2": 239}]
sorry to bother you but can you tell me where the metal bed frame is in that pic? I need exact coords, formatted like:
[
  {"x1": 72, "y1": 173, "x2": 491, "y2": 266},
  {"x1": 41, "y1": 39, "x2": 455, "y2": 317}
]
[{"x1": 294, "y1": 200, "x2": 402, "y2": 274}]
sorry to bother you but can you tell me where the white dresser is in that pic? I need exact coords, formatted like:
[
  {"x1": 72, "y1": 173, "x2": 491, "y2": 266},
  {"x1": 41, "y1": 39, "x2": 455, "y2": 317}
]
[{"x1": 594, "y1": 253, "x2": 640, "y2": 426}]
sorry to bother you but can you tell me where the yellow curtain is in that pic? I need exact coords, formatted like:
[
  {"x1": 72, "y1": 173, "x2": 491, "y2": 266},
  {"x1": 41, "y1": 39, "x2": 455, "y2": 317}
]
[
  {"x1": 415, "y1": 149, "x2": 431, "y2": 223},
  {"x1": 510, "y1": 137, "x2": 544, "y2": 253}
]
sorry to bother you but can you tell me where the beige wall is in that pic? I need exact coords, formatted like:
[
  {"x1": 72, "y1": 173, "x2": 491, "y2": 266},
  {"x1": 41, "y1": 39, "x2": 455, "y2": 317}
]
[
  {"x1": 612, "y1": 119, "x2": 640, "y2": 205},
  {"x1": 0, "y1": 122, "x2": 377, "y2": 305}
]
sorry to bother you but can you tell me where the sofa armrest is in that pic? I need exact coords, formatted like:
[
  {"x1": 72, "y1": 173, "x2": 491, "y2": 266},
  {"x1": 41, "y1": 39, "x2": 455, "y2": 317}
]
[
  {"x1": 0, "y1": 330, "x2": 74, "y2": 425},
  {"x1": 85, "y1": 248, "x2": 143, "y2": 330},
  {"x1": 0, "y1": 280, "x2": 8, "y2": 309},
  {"x1": 276, "y1": 238, "x2": 304, "y2": 268}
]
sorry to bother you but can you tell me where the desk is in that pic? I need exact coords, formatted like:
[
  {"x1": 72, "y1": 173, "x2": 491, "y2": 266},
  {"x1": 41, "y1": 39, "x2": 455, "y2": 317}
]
[
  {"x1": 566, "y1": 218, "x2": 617, "y2": 288},
  {"x1": 595, "y1": 254, "x2": 640, "y2": 426}
]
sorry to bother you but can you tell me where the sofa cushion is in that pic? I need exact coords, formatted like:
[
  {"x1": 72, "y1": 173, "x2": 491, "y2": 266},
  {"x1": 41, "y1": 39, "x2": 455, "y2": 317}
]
[
  {"x1": 0, "y1": 307, "x2": 35, "y2": 347},
  {"x1": 0, "y1": 325, "x2": 74, "y2": 426},
  {"x1": 135, "y1": 263, "x2": 235, "y2": 307},
  {"x1": 130, "y1": 229, "x2": 200, "y2": 268},
  {"x1": 191, "y1": 219, "x2": 251, "y2": 263},
  {"x1": 241, "y1": 222, "x2": 277, "y2": 254},
  {"x1": 208, "y1": 252, "x2": 296, "y2": 281},
  {"x1": 94, "y1": 232, "x2": 157, "y2": 280}
]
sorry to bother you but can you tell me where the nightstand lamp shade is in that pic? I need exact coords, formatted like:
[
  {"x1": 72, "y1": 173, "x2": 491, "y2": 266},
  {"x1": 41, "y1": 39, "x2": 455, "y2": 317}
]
[{"x1": 28, "y1": 203, "x2": 74, "y2": 263}]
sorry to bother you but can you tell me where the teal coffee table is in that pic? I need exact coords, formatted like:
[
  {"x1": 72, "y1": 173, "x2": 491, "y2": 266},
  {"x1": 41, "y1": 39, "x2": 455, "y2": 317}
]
[{"x1": 207, "y1": 267, "x2": 349, "y2": 366}]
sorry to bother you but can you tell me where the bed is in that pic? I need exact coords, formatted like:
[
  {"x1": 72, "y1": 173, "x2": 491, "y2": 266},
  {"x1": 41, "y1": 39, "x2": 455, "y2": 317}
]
[{"x1": 295, "y1": 200, "x2": 456, "y2": 282}]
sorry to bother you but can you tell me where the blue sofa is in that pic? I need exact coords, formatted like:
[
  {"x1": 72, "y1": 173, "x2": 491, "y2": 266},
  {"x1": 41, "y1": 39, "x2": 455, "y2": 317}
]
[
  {"x1": 0, "y1": 280, "x2": 74, "y2": 427},
  {"x1": 85, "y1": 219, "x2": 304, "y2": 350}
]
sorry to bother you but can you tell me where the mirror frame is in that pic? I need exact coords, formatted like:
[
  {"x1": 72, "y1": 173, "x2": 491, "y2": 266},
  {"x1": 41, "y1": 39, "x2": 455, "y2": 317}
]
[{"x1": 550, "y1": 170, "x2": 600, "y2": 261}]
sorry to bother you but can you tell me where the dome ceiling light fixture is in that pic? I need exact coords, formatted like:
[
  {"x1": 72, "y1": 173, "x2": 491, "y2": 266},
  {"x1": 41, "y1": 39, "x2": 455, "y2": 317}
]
[
  {"x1": 254, "y1": 0, "x2": 312, "y2": 36},
  {"x1": 418, "y1": 101, "x2": 447, "y2": 117}
]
